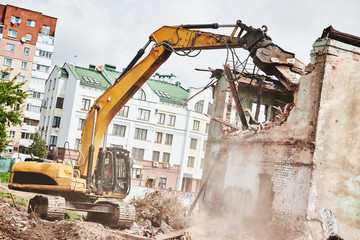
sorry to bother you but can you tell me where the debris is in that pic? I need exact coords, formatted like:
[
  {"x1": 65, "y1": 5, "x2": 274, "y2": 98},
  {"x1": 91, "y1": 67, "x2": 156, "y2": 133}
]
[
  {"x1": 131, "y1": 190, "x2": 188, "y2": 229},
  {"x1": 225, "y1": 65, "x2": 249, "y2": 128},
  {"x1": 320, "y1": 208, "x2": 341, "y2": 239},
  {"x1": 10, "y1": 193, "x2": 19, "y2": 211}
]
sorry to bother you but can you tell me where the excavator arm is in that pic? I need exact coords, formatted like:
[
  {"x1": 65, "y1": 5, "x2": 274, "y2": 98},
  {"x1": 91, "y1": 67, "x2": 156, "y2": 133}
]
[{"x1": 78, "y1": 20, "x2": 305, "y2": 181}]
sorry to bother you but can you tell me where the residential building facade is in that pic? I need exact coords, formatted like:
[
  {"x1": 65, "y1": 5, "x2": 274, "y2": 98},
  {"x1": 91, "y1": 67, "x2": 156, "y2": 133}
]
[
  {"x1": 39, "y1": 63, "x2": 212, "y2": 192},
  {"x1": 0, "y1": 4, "x2": 57, "y2": 156}
]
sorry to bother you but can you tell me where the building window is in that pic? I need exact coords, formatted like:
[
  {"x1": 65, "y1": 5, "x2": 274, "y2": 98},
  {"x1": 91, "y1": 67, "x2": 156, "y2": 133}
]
[
  {"x1": 195, "y1": 100, "x2": 204, "y2": 113},
  {"x1": 75, "y1": 139, "x2": 81, "y2": 150},
  {"x1": 155, "y1": 132, "x2": 163, "y2": 143},
  {"x1": 203, "y1": 140, "x2": 207, "y2": 151},
  {"x1": 8, "y1": 29, "x2": 17, "y2": 38},
  {"x1": 21, "y1": 61, "x2": 27, "y2": 69},
  {"x1": 36, "y1": 64, "x2": 50, "y2": 72},
  {"x1": 137, "y1": 108, "x2": 150, "y2": 121},
  {"x1": 27, "y1": 20, "x2": 36, "y2": 27},
  {"x1": 42, "y1": 25, "x2": 51, "y2": 35},
  {"x1": 26, "y1": 33, "x2": 32, "y2": 41},
  {"x1": 190, "y1": 138, "x2": 197, "y2": 149},
  {"x1": 112, "y1": 124, "x2": 126, "y2": 137},
  {"x1": 165, "y1": 134, "x2": 173, "y2": 145},
  {"x1": 78, "y1": 118, "x2": 85, "y2": 130},
  {"x1": 9, "y1": 131, "x2": 15, "y2": 138},
  {"x1": 134, "y1": 128, "x2": 147, "y2": 140},
  {"x1": 187, "y1": 156, "x2": 195, "y2": 167},
  {"x1": 26, "y1": 104, "x2": 41, "y2": 113},
  {"x1": 117, "y1": 106, "x2": 129, "y2": 117},
  {"x1": 193, "y1": 120, "x2": 200, "y2": 131},
  {"x1": 14, "y1": 104, "x2": 20, "y2": 111},
  {"x1": 207, "y1": 103, "x2": 213, "y2": 115},
  {"x1": 158, "y1": 178, "x2": 167, "y2": 188},
  {"x1": 30, "y1": 91, "x2": 42, "y2": 99},
  {"x1": 132, "y1": 147, "x2": 144, "y2": 160},
  {"x1": 200, "y1": 158, "x2": 204, "y2": 169},
  {"x1": 24, "y1": 47, "x2": 30, "y2": 55},
  {"x1": 81, "y1": 98, "x2": 91, "y2": 110},
  {"x1": 18, "y1": 75, "x2": 25, "y2": 83},
  {"x1": 206, "y1": 123, "x2": 210, "y2": 133},
  {"x1": 132, "y1": 168, "x2": 141, "y2": 179},
  {"x1": 38, "y1": 34, "x2": 54, "y2": 45},
  {"x1": 50, "y1": 136, "x2": 58, "y2": 146},
  {"x1": 25, "y1": 118, "x2": 35, "y2": 126},
  {"x1": 36, "y1": 50, "x2": 52, "y2": 59},
  {"x1": 56, "y1": 97, "x2": 64, "y2": 109},
  {"x1": 162, "y1": 152, "x2": 170, "y2": 163},
  {"x1": 3, "y1": 58, "x2": 12, "y2": 66},
  {"x1": 133, "y1": 88, "x2": 146, "y2": 100},
  {"x1": 168, "y1": 115, "x2": 176, "y2": 126},
  {"x1": 52, "y1": 117, "x2": 61, "y2": 128},
  {"x1": 157, "y1": 113, "x2": 165, "y2": 124},
  {"x1": 152, "y1": 151, "x2": 160, "y2": 162},
  {"x1": 6, "y1": 44, "x2": 15, "y2": 52},
  {"x1": 10, "y1": 16, "x2": 21, "y2": 23},
  {"x1": 21, "y1": 132, "x2": 33, "y2": 139},
  {"x1": 1, "y1": 72, "x2": 10, "y2": 80}
]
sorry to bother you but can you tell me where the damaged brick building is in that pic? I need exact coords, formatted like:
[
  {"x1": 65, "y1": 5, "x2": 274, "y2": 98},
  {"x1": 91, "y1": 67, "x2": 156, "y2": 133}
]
[{"x1": 200, "y1": 27, "x2": 360, "y2": 239}]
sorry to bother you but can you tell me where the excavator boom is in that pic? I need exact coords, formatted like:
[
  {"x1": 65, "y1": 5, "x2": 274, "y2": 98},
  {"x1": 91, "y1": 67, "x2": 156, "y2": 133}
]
[{"x1": 78, "y1": 20, "x2": 306, "y2": 180}]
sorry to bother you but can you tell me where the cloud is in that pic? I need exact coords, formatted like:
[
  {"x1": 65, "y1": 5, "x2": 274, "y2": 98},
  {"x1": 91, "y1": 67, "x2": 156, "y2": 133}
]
[{"x1": 5, "y1": 0, "x2": 360, "y2": 87}]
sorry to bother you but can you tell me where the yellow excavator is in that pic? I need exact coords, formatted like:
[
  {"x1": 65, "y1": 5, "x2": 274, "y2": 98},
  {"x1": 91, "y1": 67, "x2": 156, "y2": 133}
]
[{"x1": 8, "y1": 20, "x2": 305, "y2": 228}]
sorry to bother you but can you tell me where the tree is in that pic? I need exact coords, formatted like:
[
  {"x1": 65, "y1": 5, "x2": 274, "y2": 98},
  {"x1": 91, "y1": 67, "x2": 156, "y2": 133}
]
[
  {"x1": 28, "y1": 132, "x2": 48, "y2": 158},
  {"x1": 0, "y1": 71, "x2": 27, "y2": 153}
]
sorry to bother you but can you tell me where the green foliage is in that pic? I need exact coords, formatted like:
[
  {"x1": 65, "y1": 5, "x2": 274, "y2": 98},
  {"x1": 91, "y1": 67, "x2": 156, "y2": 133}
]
[
  {"x1": 65, "y1": 210, "x2": 82, "y2": 220},
  {"x1": 0, "y1": 71, "x2": 27, "y2": 153},
  {"x1": 0, "y1": 188, "x2": 29, "y2": 207},
  {"x1": 0, "y1": 172, "x2": 10, "y2": 182},
  {"x1": 27, "y1": 132, "x2": 48, "y2": 158}
]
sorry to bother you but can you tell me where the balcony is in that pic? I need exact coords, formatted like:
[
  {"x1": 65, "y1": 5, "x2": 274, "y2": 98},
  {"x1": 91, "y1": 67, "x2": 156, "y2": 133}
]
[{"x1": 19, "y1": 138, "x2": 33, "y2": 148}]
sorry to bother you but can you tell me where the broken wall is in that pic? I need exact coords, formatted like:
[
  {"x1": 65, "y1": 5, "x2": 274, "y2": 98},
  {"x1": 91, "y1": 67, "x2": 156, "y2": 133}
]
[
  {"x1": 201, "y1": 70, "x2": 317, "y2": 235},
  {"x1": 201, "y1": 32, "x2": 360, "y2": 239}
]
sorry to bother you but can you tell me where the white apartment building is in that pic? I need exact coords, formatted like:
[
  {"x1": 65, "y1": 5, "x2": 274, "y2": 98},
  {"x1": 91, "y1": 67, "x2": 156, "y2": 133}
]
[{"x1": 39, "y1": 63, "x2": 212, "y2": 192}]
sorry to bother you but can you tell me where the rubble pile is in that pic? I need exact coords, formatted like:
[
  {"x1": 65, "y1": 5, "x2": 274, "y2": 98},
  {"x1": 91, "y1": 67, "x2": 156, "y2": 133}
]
[
  {"x1": 131, "y1": 190, "x2": 188, "y2": 229},
  {"x1": 0, "y1": 198, "x2": 126, "y2": 239}
]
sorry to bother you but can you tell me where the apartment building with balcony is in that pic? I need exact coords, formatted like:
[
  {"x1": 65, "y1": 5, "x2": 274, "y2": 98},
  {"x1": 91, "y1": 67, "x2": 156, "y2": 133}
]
[
  {"x1": 0, "y1": 4, "x2": 57, "y2": 156},
  {"x1": 39, "y1": 62, "x2": 212, "y2": 192}
]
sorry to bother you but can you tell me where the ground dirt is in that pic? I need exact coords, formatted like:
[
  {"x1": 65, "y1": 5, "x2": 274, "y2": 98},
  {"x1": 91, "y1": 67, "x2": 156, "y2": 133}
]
[{"x1": 0, "y1": 181, "x2": 130, "y2": 240}]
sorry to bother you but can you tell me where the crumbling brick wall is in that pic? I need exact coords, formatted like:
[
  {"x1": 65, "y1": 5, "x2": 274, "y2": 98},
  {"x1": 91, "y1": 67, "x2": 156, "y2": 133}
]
[{"x1": 201, "y1": 33, "x2": 360, "y2": 239}]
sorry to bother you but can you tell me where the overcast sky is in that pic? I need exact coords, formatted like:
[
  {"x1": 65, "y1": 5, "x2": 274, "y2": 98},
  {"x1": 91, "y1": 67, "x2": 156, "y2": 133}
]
[{"x1": 5, "y1": 0, "x2": 360, "y2": 88}]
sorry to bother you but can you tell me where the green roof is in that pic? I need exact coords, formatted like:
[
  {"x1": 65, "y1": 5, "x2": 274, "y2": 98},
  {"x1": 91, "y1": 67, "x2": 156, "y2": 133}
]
[
  {"x1": 63, "y1": 62, "x2": 189, "y2": 104},
  {"x1": 147, "y1": 79, "x2": 189, "y2": 104},
  {"x1": 65, "y1": 63, "x2": 112, "y2": 89},
  {"x1": 55, "y1": 65, "x2": 69, "y2": 78}
]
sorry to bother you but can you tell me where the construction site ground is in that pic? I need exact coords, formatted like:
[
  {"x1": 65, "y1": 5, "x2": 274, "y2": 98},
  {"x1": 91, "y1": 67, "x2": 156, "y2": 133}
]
[
  {"x1": 0, "y1": 181, "x2": 134, "y2": 240},
  {"x1": 0, "y1": 181, "x2": 282, "y2": 240}
]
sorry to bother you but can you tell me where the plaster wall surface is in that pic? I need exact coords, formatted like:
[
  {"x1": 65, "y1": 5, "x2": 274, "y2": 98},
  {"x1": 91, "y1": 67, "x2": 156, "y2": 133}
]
[{"x1": 307, "y1": 39, "x2": 360, "y2": 240}]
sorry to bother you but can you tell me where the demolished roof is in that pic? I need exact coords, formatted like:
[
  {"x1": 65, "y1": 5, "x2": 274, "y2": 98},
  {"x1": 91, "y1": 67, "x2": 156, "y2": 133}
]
[{"x1": 321, "y1": 26, "x2": 360, "y2": 47}]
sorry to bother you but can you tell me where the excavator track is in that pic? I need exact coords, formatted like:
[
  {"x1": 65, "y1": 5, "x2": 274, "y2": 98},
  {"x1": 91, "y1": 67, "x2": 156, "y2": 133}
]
[
  {"x1": 113, "y1": 201, "x2": 136, "y2": 229},
  {"x1": 87, "y1": 200, "x2": 136, "y2": 229},
  {"x1": 28, "y1": 195, "x2": 66, "y2": 220}
]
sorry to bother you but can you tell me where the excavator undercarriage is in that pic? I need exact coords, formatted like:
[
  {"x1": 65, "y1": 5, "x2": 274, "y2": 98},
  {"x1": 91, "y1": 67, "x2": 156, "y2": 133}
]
[{"x1": 28, "y1": 195, "x2": 135, "y2": 228}]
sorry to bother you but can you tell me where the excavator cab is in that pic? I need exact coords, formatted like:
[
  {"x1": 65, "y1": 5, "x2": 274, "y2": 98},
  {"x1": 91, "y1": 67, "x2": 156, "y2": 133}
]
[{"x1": 94, "y1": 147, "x2": 131, "y2": 195}]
